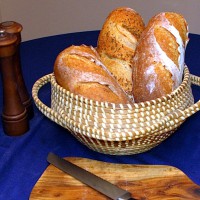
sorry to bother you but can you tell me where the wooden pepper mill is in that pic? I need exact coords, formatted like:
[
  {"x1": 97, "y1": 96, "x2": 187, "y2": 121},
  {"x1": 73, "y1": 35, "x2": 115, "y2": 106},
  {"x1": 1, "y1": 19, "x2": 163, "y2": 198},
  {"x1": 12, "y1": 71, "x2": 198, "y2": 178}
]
[
  {"x1": 0, "y1": 21, "x2": 34, "y2": 119},
  {"x1": 0, "y1": 29, "x2": 29, "y2": 136}
]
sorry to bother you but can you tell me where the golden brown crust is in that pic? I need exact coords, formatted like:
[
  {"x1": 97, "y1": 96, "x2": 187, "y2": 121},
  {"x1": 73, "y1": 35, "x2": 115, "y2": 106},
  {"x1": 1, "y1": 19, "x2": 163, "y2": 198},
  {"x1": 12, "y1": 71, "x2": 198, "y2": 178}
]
[
  {"x1": 54, "y1": 45, "x2": 133, "y2": 104},
  {"x1": 154, "y1": 26, "x2": 179, "y2": 67},
  {"x1": 97, "y1": 7, "x2": 145, "y2": 60},
  {"x1": 97, "y1": 7, "x2": 145, "y2": 96},
  {"x1": 164, "y1": 12, "x2": 188, "y2": 45},
  {"x1": 132, "y1": 12, "x2": 188, "y2": 102}
]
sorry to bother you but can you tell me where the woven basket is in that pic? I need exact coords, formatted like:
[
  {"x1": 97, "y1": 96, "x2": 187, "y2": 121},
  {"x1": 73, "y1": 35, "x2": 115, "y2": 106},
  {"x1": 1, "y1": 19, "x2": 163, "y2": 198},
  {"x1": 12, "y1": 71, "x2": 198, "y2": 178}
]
[{"x1": 32, "y1": 66, "x2": 200, "y2": 155}]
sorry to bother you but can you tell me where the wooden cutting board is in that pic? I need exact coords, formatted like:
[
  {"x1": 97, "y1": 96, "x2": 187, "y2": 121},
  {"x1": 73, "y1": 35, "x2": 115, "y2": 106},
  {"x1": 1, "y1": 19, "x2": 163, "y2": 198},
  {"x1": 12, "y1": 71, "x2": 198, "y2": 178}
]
[{"x1": 30, "y1": 157, "x2": 200, "y2": 200}]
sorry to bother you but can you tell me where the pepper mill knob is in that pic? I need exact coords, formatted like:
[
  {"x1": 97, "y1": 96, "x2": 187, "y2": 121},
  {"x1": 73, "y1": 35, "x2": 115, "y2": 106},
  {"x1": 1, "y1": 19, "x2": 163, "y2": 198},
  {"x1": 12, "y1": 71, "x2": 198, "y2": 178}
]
[
  {"x1": 0, "y1": 21, "x2": 34, "y2": 119},
  {"x1": 0, "y1": 29, "x2": 29, "y2": 136}
]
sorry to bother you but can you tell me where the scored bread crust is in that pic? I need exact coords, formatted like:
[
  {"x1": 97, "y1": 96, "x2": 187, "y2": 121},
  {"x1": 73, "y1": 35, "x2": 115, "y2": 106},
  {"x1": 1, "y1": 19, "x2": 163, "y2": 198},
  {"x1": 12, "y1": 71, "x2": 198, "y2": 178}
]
[
  {"x1": 97, "y1": 7, "x2": 145, "y2": 97},
  {"x1": 54, "y1": 45, "x2": 133, "y2": 104},
  {"x1": 132, "y1": 12, "x2": 189, "y2": 103}
]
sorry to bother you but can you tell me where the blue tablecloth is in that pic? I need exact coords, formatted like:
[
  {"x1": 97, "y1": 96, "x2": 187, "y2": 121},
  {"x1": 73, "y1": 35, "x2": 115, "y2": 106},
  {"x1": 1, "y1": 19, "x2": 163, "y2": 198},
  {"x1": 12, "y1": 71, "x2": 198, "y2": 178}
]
[{"x1": 0, "y1": 31, "x2": 200, "y2": 200}]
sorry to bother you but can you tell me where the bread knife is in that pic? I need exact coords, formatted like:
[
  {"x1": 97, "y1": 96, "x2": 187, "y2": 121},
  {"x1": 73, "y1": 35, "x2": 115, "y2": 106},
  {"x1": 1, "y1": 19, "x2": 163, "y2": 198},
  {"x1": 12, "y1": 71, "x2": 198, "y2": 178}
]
[{"x1": 47, "y1": 152, "x2": 136, "y2": 200}]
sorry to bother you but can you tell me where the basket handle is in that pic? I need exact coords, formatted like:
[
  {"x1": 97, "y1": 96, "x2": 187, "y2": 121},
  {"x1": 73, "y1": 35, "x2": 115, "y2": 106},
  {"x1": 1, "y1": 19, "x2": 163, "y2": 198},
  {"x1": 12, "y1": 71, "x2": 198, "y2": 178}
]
[
  {"x1": 181, "y1": 74, "x2": 200, "y2": 119},
  {"x1": 32, "y1": 74, "x2": 67, "y2": 127}
]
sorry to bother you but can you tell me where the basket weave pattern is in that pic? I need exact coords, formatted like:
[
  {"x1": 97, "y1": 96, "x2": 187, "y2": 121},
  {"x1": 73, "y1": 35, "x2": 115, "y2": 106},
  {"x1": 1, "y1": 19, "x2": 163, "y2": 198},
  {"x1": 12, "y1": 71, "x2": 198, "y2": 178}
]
[{"x1": 32, "y1": 66, "x2": 200, "y2": 155}]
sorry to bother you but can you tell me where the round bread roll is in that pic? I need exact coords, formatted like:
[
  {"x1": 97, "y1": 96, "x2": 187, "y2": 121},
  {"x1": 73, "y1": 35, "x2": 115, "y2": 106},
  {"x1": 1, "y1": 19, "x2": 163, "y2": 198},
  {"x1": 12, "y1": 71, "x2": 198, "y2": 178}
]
[
  {"x1": 97, "y1": 7, "x2": 145, "y2": 97},
  {"x1": 54, "y1": 45, "x2": 133, "y2": 104},
  {"x1": 132, "y1": 12, "x2": 189, "y2": 102}
]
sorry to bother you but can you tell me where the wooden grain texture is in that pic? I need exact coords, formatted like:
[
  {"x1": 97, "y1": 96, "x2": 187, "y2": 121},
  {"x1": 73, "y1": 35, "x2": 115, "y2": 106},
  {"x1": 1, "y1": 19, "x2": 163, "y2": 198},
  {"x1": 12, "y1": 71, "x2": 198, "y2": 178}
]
[{"x1": 30, "y1": 157, "x2": 200, "y2": 200}]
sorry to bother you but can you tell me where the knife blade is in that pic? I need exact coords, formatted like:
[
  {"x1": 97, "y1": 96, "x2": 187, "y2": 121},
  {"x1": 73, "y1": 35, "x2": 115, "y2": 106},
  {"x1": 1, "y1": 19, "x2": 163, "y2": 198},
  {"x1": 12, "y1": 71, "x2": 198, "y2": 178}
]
[{"x1": 47, "y1": 152, "x2": 136, "y2": 200}]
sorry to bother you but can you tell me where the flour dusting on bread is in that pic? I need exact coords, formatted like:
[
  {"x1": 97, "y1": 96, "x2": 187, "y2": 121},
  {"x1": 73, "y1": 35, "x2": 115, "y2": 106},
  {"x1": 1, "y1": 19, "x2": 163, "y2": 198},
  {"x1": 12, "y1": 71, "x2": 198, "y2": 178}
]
[{"x1": 132, "y1": 12, "x2": 189, "y2": 102}]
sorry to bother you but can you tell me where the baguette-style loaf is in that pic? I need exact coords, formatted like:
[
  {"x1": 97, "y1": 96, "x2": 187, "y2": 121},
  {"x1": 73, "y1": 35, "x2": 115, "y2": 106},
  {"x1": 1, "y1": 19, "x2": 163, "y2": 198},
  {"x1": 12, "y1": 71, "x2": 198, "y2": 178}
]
[
  {"x1": 97, "y1": 7, "x2": 145, "y2": 97},
  {"x1": 54, "y1": 45, "x2": 132, "y2": 104},
  {"x1": 132, "y1": 12, "x2": 189, "y2": 102}
]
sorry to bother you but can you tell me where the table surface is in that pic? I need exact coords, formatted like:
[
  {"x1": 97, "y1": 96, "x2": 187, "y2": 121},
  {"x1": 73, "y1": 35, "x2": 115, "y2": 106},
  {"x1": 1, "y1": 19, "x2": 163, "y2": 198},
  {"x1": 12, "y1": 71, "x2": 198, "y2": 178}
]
[{"x1": 0, "y1": 30, "x2": 200, "y2": 200}]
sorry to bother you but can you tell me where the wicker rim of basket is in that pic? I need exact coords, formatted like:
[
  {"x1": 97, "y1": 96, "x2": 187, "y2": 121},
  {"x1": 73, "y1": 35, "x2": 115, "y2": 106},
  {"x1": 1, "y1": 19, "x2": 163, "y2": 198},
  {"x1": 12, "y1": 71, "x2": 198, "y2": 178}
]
[{"x1": 51, "y1": 82, "x2": 193, "y2": 121}]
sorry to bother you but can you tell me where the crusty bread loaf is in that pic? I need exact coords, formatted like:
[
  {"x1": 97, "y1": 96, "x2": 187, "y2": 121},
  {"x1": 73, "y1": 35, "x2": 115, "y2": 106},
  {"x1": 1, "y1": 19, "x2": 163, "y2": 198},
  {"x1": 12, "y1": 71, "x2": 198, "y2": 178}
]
[
  {"x1": 54, "y1": 45, "x2": 133, "y2": 104},
  {"x1": 132, "y1": 12, "x2": 189, "y2": 102},
  {"x1": 97, "y1": 7, "x2": 145, "y2": 97}
]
